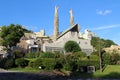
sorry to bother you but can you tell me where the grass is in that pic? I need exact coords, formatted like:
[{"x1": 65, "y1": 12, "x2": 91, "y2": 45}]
[
  {"x1": 91, "y1": 65, "x2": 120, "y2": 78},
  {"x1": 9, "y1": 65, "x2": 120, "y2": 78},
  {"x1": 103, "y1": 65, "x2": 120, "y2": 74},
  {"x1": 9, "y1": 67, "x2": 41, "y2": 72},
  {"x1": 71, "y1": 65, "x2": 120, "y2": 78}
]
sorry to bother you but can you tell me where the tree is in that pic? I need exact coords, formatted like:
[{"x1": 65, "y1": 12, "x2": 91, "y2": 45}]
[
  {"x1": 64, "y1": 41, "x2": 81, "y2": 53},
  {"x1": 0, "y1": 24, "x2": 31, "y2": 49},
  {"x1": 102, "y1": 52, "x2": 111, "y2": 65},
  {"x1": 91, "y1": 37, "x2": 117, "y2": 52}
]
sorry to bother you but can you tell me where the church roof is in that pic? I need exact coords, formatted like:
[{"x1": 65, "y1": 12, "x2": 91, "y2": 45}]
[{"x1": 57, "y1": 24, "x2": 78, "y2": 39}]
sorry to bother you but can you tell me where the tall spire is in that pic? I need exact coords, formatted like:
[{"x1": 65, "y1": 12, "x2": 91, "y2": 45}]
[
  {"x1": 69, "y1": 9, "x2": 74, "y2": 27},
  {"x1": 53, "y1": 6, "x2": 59, "y2": 41}
]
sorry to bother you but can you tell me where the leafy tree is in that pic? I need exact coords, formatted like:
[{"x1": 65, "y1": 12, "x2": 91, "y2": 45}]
[
  {"x1": 0, "y1": 24, "x2": 31, "y2": 49},
  {"x1": 102, "y1": 52, "x2": 111, "y2": 65},
  {"x1": 110, "y1": 51, "x2": 120, "y2": 64},
  {"x1": 64, "y1": 41, "x2": 81, "y2": 53},
  {"x1": 91, "y1": 37, "x2": 117, "y2": 52}
]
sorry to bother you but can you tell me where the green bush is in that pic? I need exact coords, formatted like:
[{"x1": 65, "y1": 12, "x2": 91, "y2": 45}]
[
  {"x1": 14, "y1": 50, "x2": 23, "y2": 58},
  {"x1": 40, "y1": 52, "x2": 55, "y2": 58},
  {"x1": 63, "y1": 60, "x2": 77, "y2": 71},
  {"x1": 29, "y1": 58, "x2": 56, "y2": 70},
  {"x1": 77, "y1": 60, "x2": 99, "y2": 70},
  {"x1": 25, "y1": 53, "x2": 36, "y2": 58},
  {"x1": 25, "y1": 52, "x2": 41, "y2": 58},
  {"x1": 0, "y1": 58, "x2": 14, "y2": 69},
  {"x1": 73, "y1": 51, "x2": 86, "y2": 60},
  {"x1": 102, "y1": 53, "x2": 111, "y2": 65},
  {"x1": 42, "y1": 58, "x2": 56, "y2": 70},
  {"x1": 15, "y1": 58, "x2": 29, "y2": 67},
  {"x1": 111, "y1": 52, "x2": 120, "y2": 65},
  {"x1": 64, "y1": 41, "x2": 81, "y2": 53},
  {"x1": 29, "y1": 58, "x2": 43, "y2": 69}
]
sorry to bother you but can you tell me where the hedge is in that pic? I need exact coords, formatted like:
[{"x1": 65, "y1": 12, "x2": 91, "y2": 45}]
[
  {"x1": 77, "y1": 60, "x2": 99, "y2": 70},
  {"x1": 0, "y1": 58, "x2": 14, "y2": 69},
  {"x1": 29, "y1": 58, "x2": 56, "y2": 70},
  {"x1": 15, "y1": 58, "x2": 29, "y2": 67}
]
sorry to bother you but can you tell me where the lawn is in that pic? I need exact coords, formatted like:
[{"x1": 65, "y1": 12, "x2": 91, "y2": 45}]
[
  {"x1": 9, "y1": 67, "x2": 40, "y2": 72},
  {"x1": 71, "y1": 65, "x2": 120, "y2": 78},
  {"x1": 9, "y1": 65, "x2": 120, "y2": 78},
  {"x1": 103, "y1": 65, "x2": 120, "y2": 74},
  {"x1": 92, "y1": 65, "x2": 120, "y2": 78}
]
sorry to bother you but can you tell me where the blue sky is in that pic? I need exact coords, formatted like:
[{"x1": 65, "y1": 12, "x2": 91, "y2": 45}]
[{"x1": 0, "y1": 0, "x2": 120, "y2": 45}]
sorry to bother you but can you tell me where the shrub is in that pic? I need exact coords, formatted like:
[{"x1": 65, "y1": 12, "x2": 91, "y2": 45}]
[
  {"x1": 40, "y1": 52, "x2": 55, "y2": 58},
  {"x1": 15, "y1": 58, "x2": 29, "y2": 67},
  {"x1": 42, "y1": 58, "x2": 56, "y2": 70},
  {"x1": 102, "y1": 53, "x2": 111, "y2": 65},
  {"x1": 73, "y1": 51, "x2": 86, "y2": 60},
  {"x1": 63, "y1": 60, "x2": 77, "y2": 71},
  {"x1": 29, "y1": 58, "x2": 56, "y2": 70},
  {"x1": 111, "y1": 52, "x2": 120, "y2": 65},
  {"x1": 74, "y1": 54, "x2": 100, "y2": 70},
  {"x1": 29, "y1": 58, "x2": 43, "y2": 69},
  {"x1": 14, "y1": 50, "x2": 24, "y2": 58},
  {"x1": 25, "y1": 52, "x2": 41, "y2": 58},
  {"x1": 25, "y1": 53, "x2": 36, "y2": 58},
  {"x1": 0, "y1": 58, "x2": 14, "y2": 69},
  {"x1": 77, "y1": 60, "x2": 99, "y2": 70},
  {"x1": 64, "y1": 41, "x2": 81, "y2": 53}
]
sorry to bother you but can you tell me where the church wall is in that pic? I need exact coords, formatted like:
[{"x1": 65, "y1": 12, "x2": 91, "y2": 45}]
[{"x1": 43, "y1": 30, "x2": 93, "y2": 55}]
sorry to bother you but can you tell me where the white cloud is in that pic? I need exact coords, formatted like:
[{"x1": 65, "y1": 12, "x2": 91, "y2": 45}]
[
  {"x1": 92, "y1": 24, "x2": 120, "y2": 30},
  {"x1": 97, "y1": 10, "x2": 112, "y2": 15}
]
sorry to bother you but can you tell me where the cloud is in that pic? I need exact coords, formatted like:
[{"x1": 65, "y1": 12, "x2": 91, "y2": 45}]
[
  {"x1": 92, "y1": 24, "x2": 120, "y2": 30},
  {"x1": 97, "y1": 10, "x2": 112, "y2": 15}
]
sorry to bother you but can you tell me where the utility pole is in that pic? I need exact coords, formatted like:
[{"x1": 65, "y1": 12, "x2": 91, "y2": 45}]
[{"x1": 99, "y1": 38, "x2": 102, "y2": 73}]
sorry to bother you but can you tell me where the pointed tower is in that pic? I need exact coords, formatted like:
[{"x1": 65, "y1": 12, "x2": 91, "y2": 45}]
[
  {"x1": 53, "y1": 6, "x2": 59, "y2": 41},
  {"x1": 69, "y1": 9, "x2": 74, "y2": 27}
]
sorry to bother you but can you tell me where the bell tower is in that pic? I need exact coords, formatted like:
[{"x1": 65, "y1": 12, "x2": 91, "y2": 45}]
[
  {"x1": 69, "y1": 9, "x2": 74, "y2": 27},
  {"x1": 53, "y1": 6, "x2": 59, "y2": 41}
]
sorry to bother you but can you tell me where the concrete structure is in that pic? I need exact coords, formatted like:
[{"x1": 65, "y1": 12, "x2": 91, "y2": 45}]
[
  {"x1": 69, "y1": 9, "x2": 74, "y2": 27},
  {"x1": 79, "y1": 29, "x2": 97, "y2": 40},
  {"x1": 17, "y1": 31, "x2": 50, "y2": 53},
  {"x1": 43, "y1": 24, "x2": 93, "y2": 56},
  {"x1": 53, "y1": 6, "x2": 59, "y2": 41},
  {"x1": 104, "y1": 45, "x2": 120, "y2": 54}
]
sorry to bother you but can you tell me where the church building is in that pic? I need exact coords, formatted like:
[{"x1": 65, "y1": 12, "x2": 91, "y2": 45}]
[{"x1": 43, "y1": 6, "x2": 93, "y2": 56}]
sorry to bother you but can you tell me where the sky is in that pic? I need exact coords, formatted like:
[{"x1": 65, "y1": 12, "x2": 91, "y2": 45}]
[{"x1": 0, "y1": 0, "x2": 120, "y2": 45}]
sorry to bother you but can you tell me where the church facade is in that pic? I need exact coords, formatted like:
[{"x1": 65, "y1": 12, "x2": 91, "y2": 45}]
[
  {"x1": 43, "y1": 24, "x2": 93, "y2": 56},
  {"x1": 42, "y1": 6, "x2": 93, "y2": 56}
]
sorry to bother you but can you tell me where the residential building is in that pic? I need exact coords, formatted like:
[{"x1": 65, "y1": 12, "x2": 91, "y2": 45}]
[{"x1": 104, "y1": 45, "x2": 120, "y2": 54}]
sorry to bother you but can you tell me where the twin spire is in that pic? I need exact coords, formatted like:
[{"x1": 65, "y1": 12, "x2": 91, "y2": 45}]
[
  {"x1": 53, "y1": 6, "x2": 59, "y2": 41},
  {"x1": 53, "y1": 6, "x2": 75, "y2": 41},
  {"x1": 69, "y1": 9, "x2": 74, "y2": 27}
]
